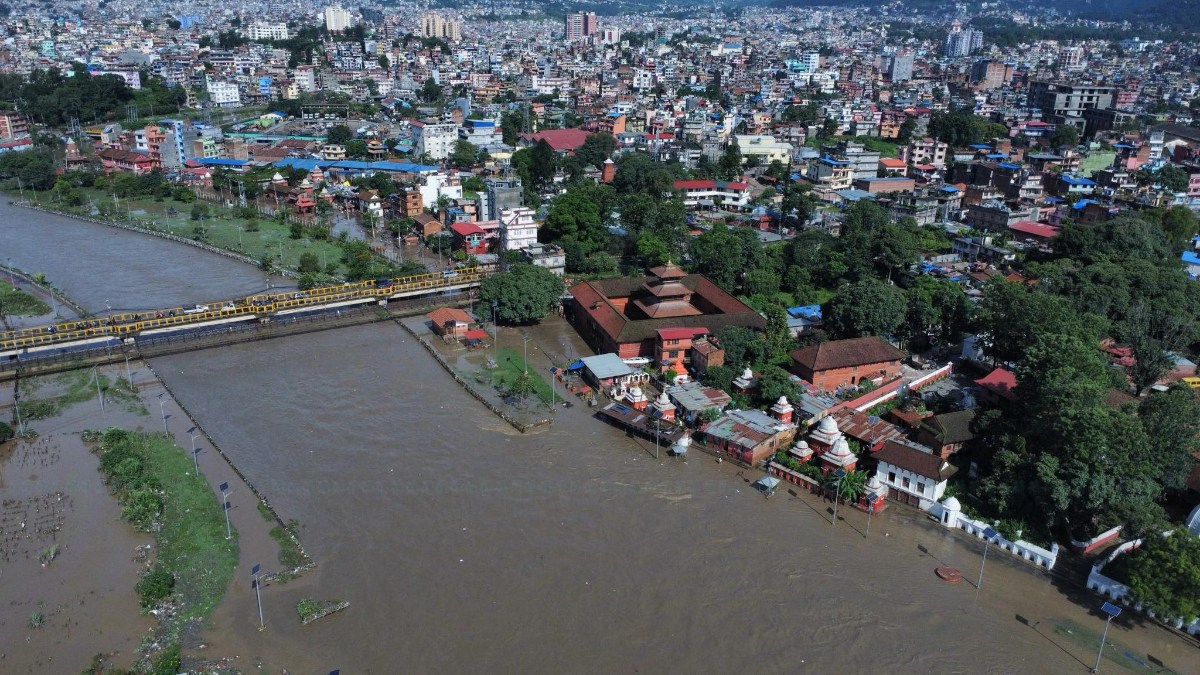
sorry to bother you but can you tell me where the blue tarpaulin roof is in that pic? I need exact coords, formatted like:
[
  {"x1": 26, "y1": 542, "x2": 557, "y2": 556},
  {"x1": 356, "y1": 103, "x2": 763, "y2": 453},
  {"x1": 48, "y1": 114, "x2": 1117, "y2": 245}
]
[{"x1": 1182, "y1": 251, "x2": 1200, "y2": 266}]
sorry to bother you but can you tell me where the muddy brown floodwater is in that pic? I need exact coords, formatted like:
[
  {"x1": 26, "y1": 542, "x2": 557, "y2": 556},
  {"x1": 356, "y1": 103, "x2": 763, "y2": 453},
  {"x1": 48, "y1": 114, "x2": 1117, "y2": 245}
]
[
  {"x1": 152, "y1": 324, "x2": 1200, "y2": 674},
  {"x1": 0, "y1": 199, "x2": 289, "y2": 313}
]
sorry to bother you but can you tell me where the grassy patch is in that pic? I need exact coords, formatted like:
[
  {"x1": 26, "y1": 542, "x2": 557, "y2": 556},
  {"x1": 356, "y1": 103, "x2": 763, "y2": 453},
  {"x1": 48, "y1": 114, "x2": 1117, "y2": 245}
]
[
  {"x1": 257, "y1": 498, "x2": 275, "y2": 521},
  {"x1": 0, "y1": 281, "x2": 50, "y2": 316},
  {"x1": 270, "y1": 519, "x2": 309, "y2": 570},
  {"x1": 493, "y1": 346, "x2": 555, "y2": 405},
  {"x1": 64, "y1": 187, "x2": 346, "y2": 273},
  {"x1": 91, "y1": 429, "x2": 238, "y2": 666}
]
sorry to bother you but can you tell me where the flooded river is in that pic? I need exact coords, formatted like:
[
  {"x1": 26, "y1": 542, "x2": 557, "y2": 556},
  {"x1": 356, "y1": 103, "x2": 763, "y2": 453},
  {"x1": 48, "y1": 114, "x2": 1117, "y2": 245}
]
[
  {"x1": 0, "y1": 199, "x2": 287, "y2": 313},
  {"x1": 4, "y1": 204, "x2": 1198, "y2": 673}
]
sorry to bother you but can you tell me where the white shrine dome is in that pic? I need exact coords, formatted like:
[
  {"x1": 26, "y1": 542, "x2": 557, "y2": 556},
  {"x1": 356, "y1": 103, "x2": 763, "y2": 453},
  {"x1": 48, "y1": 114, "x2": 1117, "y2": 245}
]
[
  {"x1": 829, "y1": 437, "x2": 853, "y2": 459},
  {"x1": 817, "y1": 415, "x2": 839, "y2": 435},
  {"x1": 941, "y1": 496, "x2": 962, "y2": 513}
]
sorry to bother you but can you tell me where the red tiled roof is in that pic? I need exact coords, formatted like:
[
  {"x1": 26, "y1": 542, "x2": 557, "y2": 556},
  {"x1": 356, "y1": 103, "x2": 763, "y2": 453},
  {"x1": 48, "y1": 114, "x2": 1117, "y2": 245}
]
[
  {"x1": 975, "y1": 367, "x2": 1016, "y2": 400},
  {"x1": 727, "y1": 181, "x2": 749, "y2": 190},
  {"x1": 874, "y1": 440, "x2": 957, "y2": 480},
  {"x1": 657, "y1": 327, "x2": 708, "y2": 340},
  {"x1": 1008, "y1": 220, "x2": 1060, "y2": 239},
  {"x1": 427, "y1": 306, "x2": 473, "y2": 326},
  {"x1": 450, "y1": 221, "x2": 485, "y2": 236},
  {"x1": 879, "y1": 158, "x2": 907, "y2": 168},
  {"x1": 790, "y1": 337, "x2": 906, "y2": 373},
  {"x1": 675, "y1": 180, "x2": 717, "y2": 190},
  {"x1": 519, "y1": 128, "x2": 590, "y2": 152}
]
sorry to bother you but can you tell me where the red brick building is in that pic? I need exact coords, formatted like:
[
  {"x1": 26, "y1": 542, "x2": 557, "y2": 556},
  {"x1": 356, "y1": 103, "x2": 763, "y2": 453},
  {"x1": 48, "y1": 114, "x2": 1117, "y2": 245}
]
[
  {"x1": 566, "y1": 263, "x2": 765, "y2": 360},
  {"x1": 97, "y1": 148, "x2": 158, "y2": 174},
  {"x1": 427, "y1": 307, "x2": 474, "y2": 339},
  {"x1": 449, "y1": 221, "x2": 489, "y2": 255},
  {"x1": 789, "y1": 337, "x2": 905, "y2": 392}
]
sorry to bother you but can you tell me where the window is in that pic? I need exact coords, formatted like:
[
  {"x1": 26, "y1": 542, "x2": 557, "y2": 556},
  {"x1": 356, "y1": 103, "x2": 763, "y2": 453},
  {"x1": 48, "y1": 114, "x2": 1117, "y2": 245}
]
[
  {"x1": 887, "y1": 471, "x2": 896, "y2": 483},
  {"x1": 902, "y1": 477, "x2": 910, "y2": 489},
  {"x1": 668, "y1": 350, "x2": 678, "y2": 359},
  {"x1": 917, "y1": 482, "x2": 926, "y2": 494}
]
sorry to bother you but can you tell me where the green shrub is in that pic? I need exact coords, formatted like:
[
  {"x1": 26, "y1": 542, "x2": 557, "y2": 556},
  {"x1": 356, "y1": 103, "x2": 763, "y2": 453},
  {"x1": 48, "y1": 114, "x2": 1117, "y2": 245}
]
[
  {"x1": 0, "y1": 420, "x2": 13, "y2": 443},
  {"x1": 121, "y1": 487, "x2": 163, "y2": 530},
  {"x1": 136, "y1": 566, "x2": 175, "y2": 608}
]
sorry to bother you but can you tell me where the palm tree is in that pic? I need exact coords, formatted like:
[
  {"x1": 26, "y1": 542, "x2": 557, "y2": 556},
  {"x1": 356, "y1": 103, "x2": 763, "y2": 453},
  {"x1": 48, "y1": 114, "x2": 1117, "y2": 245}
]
[{"x1": 826, "y1": 469, "x2": 868, "y2": 504}]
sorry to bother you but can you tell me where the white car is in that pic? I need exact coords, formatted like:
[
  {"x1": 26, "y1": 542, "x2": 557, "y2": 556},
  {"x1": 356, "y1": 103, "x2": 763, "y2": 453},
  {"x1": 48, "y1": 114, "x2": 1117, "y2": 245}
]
[
  {"x1": 221, "y1": 303, "x2": 236, "y2": 311},
  {"x1": 184, "y1": 305, "x2": 210, "y2": 314}
]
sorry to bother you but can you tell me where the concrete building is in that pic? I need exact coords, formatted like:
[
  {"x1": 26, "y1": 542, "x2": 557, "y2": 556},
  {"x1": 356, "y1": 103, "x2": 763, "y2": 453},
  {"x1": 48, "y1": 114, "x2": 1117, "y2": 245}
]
[
  {"x1": 520, "y1": 242, "x2": 566, "y2": 276},
  {"x1": 499, "y1": 207, "x2": 539, "y2": 252},
  {"x1": 206, "y1": 79, "x2": 241, "y2": 107},
  {"x1": 899, "y1": 138, "x2": 949, "y2": 168},
  {"x1": 421, "y1": 12, "x2": 461, "y2": 42},
  {"x1": 412, "y1": 121, "x2": 458, "y2": 160},
  {"x1": 944, "y1": 23, "x2": 982, "y2": 58},
  {"x1": 970, "y1": 60, "x2": 1010, "y2": 90},
  {"x1": 324, "y1": 5, "x2": 352, "y2": 33},
  {"x1": 734, "y1": 135, "x2": 793, "y2": 165},
  {"x1": 0, "y1": 112, "x2": 29, "y2": 140},
  {"x1": 873, "y1": 439, "x2": 957, "y2": 509},
  {"x1": 486, "y1": 177, "x2": 524, "y2": 220},
  {"x1": 1027, "y1": 81, "x2": 1114, "y2": 133},
  {"x1": 565, "y1": 12, "x2": 598, "y2": 41},
  {"x1": 888, "y1": 51, "x2": 913, "y2": 83},
  {"x1": 245, "y1": 22, "x2": 289, "y2": 41}
]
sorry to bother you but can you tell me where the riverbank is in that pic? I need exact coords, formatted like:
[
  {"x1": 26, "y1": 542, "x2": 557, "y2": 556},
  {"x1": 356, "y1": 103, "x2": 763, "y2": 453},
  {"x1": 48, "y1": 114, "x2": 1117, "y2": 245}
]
[
  {"x1": 13, "y1": 200, "x2": 295, "y2": 278},
  {"x1": 88, "y1": 428, "x2": 238, "y2": 673}
]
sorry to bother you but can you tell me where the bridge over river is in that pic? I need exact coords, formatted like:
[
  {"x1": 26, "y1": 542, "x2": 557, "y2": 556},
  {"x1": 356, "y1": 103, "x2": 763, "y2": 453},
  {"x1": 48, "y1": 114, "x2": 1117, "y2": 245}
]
[{"x1": 0, "y1": 267, "x2": 486, "y2": 375}]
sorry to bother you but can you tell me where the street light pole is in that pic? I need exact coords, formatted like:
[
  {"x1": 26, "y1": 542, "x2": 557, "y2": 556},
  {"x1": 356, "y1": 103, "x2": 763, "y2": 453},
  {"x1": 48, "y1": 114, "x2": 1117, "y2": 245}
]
[
  {"x1": 252, "y1": 563, "x2": 265, "y2": 629},
  {"x1": 158, "y1": 399, "x2": 168, "y2": 433},
  {"x1": 190, "y1": 434, "x2": 201, "y2": 474},
  {"x1": 522, "y1": 331, "x2": 531, "y2": 375},
  {"x1": 220, "y1": 482, "x2": 232, "y2": 540},
  {"x1": 492, "y1": 302, "x2": 499, "y2": 365},
  {"x1": 1093, "y1": 602, "x2": 1122, "y2": 673},
  {"x1": 831, "y1": 468, "x2": 846, "y2": 527},
  {"x1": 977, "y1": 526, "x2": 999, "y2": 590},
  {"x1": 865, "y1": 492, "x2": 878, "y2": 538}
]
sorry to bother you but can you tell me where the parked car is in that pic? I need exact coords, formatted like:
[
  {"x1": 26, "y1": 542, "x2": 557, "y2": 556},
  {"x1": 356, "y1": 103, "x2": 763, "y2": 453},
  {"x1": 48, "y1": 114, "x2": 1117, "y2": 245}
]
[{"x1": 183, "y1": 305, "x2": 210, "y2": 314}]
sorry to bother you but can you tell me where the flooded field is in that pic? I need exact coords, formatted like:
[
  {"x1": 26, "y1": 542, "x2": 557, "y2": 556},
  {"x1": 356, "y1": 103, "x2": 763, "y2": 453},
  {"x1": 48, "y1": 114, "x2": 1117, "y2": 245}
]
[{"x1": 0, "y1": 389, "x2": 155, "y2": 672}]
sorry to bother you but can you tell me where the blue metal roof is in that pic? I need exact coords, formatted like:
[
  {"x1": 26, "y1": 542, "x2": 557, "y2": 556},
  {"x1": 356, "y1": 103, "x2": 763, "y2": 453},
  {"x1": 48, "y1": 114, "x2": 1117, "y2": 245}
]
[
  {"x1": 997, "y1": 162, "x2": 1022, "y2": 170},
  {"x1": 940, "y1": 185, "x2": 961, "y2": 193},
  {"x1": 968, "y1": 144, "x2": 992, "y2": 150},
  {"x1": 1182, "y1": 251, "x2": 1200, "y2": 266},
  {"x1": 986, "y1": 153, "x2": 1007, "y2": 160},
  {"x1": 787, "y1": 305, "x2": 822, "y2": 319},
  {"x1": 820, "y1": 155, "x2": 851, "y2": 166},
  {"x1": 1061, "y1": 175, "x2": 1096, "y2": 186},
  {"x1": 273, "y1": 158, "x2": 323, "y2": 170},
  {"x1": 331, "y1": 160, "x2": 374, "y2": 169},
  {"x1": 195, "y1": 158, "x2": 248, "y2": 167},
  {"x1": 369, "y1": 160, "x2": 438, "y2": 172},
  {"x1": 1073, "y1": 199, "x2": 1097, "y2": 210}
]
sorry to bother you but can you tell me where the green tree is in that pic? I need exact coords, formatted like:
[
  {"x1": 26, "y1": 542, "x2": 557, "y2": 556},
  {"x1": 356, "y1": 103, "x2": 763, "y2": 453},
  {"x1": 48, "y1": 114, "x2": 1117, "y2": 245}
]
[
  {"x1": 450, "y1": 139, "x2": 478, "y2": 169},
  {"x1": 575, "y1": 132, "x2": 617, "y2": 169},
  {"x1": 298, "y1": 252, "x2": 321, "y2": 274},
  {"x1": 1155, "y1": 165, "x2": 1188, "y2": 193},
  {"x1": 479, "y1": 263, "x2": 564, "y2": 324},
  {"x1": 717, "y1": 143, "x2": 742, "y2": 181},
  {"x1": 897, "y1": 117, "x2": 917, "y2": 144},
  {"x1": 326, "y1": 124, "x2": 353, "y2": 145},
  {"x1": 1049, "y1": 124, "x2": 1079, "y2": 149},
  {"x1": 1137, "y1": 384, "x2": 1200, "y2": 491},
  {"x1": 420, "y1": 77, "x2": 442, "y2": 103},
  {"x1": 824, "y1": 278, "x2": 905, "y2": 339},
  {"x1": 690, "y1": 223, "x2": 765, "y2": 292},
  {"x1": 1157, "y1": 205, "x2": 1199, "y2": 247},
  {"x1": 1127, "y1": 530, "x2": 1200, "y2": 622}
]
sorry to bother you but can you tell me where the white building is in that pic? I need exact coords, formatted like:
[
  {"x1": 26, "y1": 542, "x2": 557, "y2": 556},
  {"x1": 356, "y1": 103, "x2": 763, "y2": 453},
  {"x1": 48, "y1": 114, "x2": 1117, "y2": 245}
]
[
  {"x1": 324, "y1": 5, "x2": 352, "y2": 32},
  {"x1": 206, "y1": 79, "x2": 241, "y2": 107},
  {"x1": 872, "y1": 440, "x2": 956, "y2": 510},
  {"x1": 500, "y1": 207, "x2": 539, "y2": 251},
  {"x1": 246, "y1": 22, "x2": 289, "y2": 41},
  {"x1": 417, "y1": 172, "x2": 463, "y2": 211},
  {"x1": 294, "y1": 66, "x2": 318, "y2": 93},
  {"x1": 734, "y1": 135, "x2": 793, "y2": 165},
  {"x1": 412, "y1": 121, "x2": 458, "y2": 160}
]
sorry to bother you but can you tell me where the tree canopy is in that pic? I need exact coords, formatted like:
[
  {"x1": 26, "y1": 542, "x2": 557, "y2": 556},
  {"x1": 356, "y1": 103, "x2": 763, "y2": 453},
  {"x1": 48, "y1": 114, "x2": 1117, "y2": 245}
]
[{"x1": 479, "y1": 263, "x2": 564, "y2": 324}]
